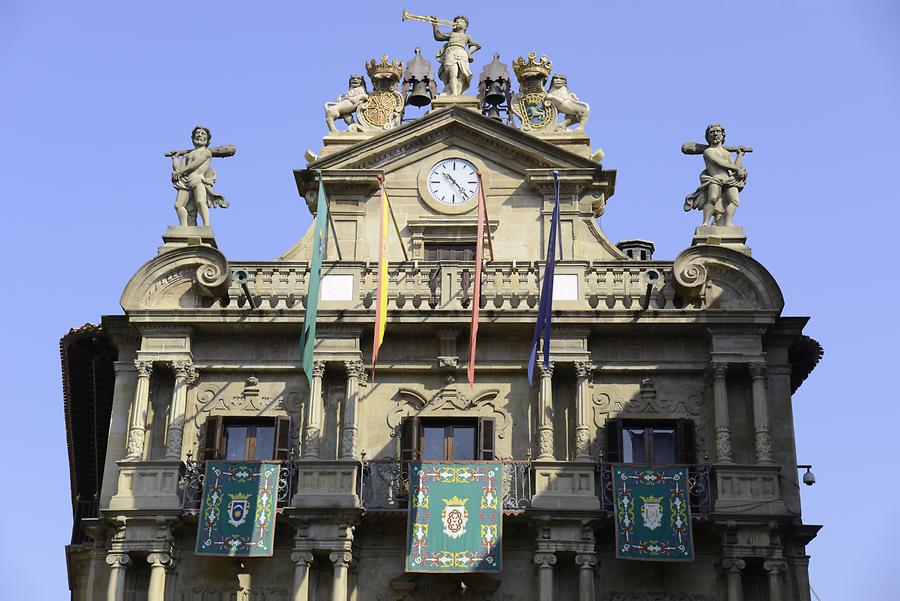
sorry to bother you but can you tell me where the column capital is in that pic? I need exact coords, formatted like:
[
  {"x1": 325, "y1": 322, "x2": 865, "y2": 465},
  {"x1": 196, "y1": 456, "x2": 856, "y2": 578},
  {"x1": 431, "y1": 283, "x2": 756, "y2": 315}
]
[
  {"x1": 722, "y1": 558, "x2": 746, "y2": 573},
  {"x1": 172, "y1": 359, "x2": 198, "y2": 382},
  {"x1": 534, "y1": 552, "x2": 557, "y2": 567},
  {"x1": 134, "y1": 360, "x2": 154, "y2": 378},
  {"x1": 329, "y1": 551, "x2": 352, "y2": 567},
  {"x1": 749, "y1": 362, "x2": 767, "y2": 380},
  {"x1": 537, "y1": 360, "x2": 555, "y2": 378},
  {"x1": 311, "y1": 360, "x2": 327, "y2": 377},
  {"x1": 147, "y1": 552, "x2": 172, "y2": 568},
  {"x1": 106, "y1": 553, "x2": 130, "y2": 568},
  {"x1": 574, "y1": 361, "x2": 595, "y2": 379},
  {"x1": 344, "y1": 360, "x2": 366, "y2": 378},
  {"x1": 763, "y1": 559, "x2": 787, "y2": 573},
  {"x1": 574, "y1": 553, "x2": 598, "y2": 568},
  {"x1": 709, "y1": 362, "x2": 728, "y2": 378},
  {"x1": 291, "y1": 551, "x2": 314, "y2": 565}
]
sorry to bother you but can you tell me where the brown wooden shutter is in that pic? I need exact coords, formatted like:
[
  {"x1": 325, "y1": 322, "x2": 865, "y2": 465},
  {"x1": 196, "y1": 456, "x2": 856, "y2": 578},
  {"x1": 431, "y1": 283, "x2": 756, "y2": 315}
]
[
  {"x1": 477, "y1": 418, "x2": 496, "y2": 460},
  {"x1": 274, "y1": 416, "x2": 291, "y2": 461},
  {"x1": 400, "y1": 416, "x2": 420, "y2": 461},
  {"x1": 203, "y1": 415, "x2": 224, "y2": 461},
  {"x1": 676, "y1": 418, "x2": 697, "y2": 465},
  {"x1": 604, "y1": 418, "x2": 622, "y2": 463}
]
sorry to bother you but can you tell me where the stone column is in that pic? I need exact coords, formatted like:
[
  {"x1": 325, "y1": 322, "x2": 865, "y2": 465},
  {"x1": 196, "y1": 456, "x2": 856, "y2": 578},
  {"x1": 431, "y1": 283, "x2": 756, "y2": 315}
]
[
  {"x1": 146, "y1": 553, "x2": 172, "y2": 601},
  {"x1": 105, "y1": 553, "x2": 129, "y2": 601},
  {"x1": 303, "y1": 361, "x2": 326, "y2": 458},
  {"x1": 124, "y1": 360, "x2": 153, "y2": 460},
  {"x1": 329, "y1": 551, "x2": 351, "y2": 601},
  {"x1": 764, "y1": 560, "x2": 786, "y2": 601},
  {"x1": 537, "y1": 361, "x2": 555, "y2": 460},
  {"x1": 534, "y1": 552, "x2": 556, "y2": 601},
  {"x1": 575, "y1": 553, "x2": 597, "y2": 601},
  {"x1": 290, "y1": 551, "x2": 313, "y2": 601},
  {"x1": 165, "y1": 360, "x2": 197, "y2": 459},
  {"x1": 789, "y1": 556, "x2": 812, "y2": 601},
  {"x1": 710, "y1": 362, "x2": 733, "y2": 464},
  {"x1": 340, "y1": 360, "x2": 365, "y2": 459},
  {"x1": 722, "y1": 558, "x2": 745, "y2": 601},
  {"x1": 749, "y1": 363, "x2": 774, "y2": 464},
  {"x1": 573, "y1": 361, "x2": 594, "y2": 461}
]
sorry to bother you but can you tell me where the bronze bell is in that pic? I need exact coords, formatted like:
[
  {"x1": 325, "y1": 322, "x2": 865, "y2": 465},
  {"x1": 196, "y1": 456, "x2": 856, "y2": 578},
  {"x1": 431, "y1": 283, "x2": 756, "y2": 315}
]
[
  {"x1": 407, "y1": 79, "x2": 432, "y2": 107},
  {"x1": 483, "y1": 79, "x2": 506, "y2": 107},
  {"x1": 483, "y1": 103, "x2": 503, "y2": 122}
]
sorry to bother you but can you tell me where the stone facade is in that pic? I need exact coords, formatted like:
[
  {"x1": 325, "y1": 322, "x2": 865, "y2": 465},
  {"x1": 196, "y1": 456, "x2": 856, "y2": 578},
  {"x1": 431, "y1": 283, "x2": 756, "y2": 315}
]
[{"x1": 63, "y1": 75, "x2": 821, "y2": 600}]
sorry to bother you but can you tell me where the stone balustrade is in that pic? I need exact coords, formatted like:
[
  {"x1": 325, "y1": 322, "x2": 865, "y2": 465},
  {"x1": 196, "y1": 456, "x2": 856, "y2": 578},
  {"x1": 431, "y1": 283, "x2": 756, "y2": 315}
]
[{"x1": 214, "y1": 260, "x2": 679, "y2": 313}]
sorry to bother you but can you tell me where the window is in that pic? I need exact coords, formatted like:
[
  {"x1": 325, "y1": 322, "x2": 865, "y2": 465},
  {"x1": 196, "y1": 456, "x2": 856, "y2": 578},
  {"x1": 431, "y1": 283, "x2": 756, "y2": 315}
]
[
  {"x1": 605, "y1": 418, "x2": 696, "y2": 465},
  {"x1": 424, "y1": 243, "x2": 476, "y2": 261},
  {"x1": 400, "y1": 416, "x2": 495, "y2": 461},
  {"x1": 203, "y1": 416, "x2": 291, "y2": 461}
]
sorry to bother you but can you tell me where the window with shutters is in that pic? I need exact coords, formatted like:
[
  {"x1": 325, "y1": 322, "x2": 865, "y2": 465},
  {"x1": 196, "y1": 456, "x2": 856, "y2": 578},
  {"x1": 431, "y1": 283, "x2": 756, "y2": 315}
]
[
  {"x1": 399, "y1": 416, "x2": 495, "y2": 461},
  {"x1": 423, "y1": 243, "x2": 476, "y2": 262},
  {"x1": 604, "y1": 418, "x2": 696, "y2": 465},
  {"x1": 203, "y1": 416, "x2": 291, "y2": 462}
]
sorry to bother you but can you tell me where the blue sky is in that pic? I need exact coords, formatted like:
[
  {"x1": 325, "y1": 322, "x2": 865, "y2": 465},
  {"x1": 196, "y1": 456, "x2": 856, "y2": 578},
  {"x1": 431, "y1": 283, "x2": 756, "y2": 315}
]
[{"x1": 1, "y1": 0, "x2": 897, "y2": 597}]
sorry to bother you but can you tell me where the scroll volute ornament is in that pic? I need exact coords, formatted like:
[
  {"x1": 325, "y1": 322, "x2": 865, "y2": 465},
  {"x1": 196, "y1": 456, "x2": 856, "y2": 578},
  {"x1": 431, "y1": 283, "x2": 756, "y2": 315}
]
[{"x1": 120, "y1": 245, "x2": 230, "y2": 311}]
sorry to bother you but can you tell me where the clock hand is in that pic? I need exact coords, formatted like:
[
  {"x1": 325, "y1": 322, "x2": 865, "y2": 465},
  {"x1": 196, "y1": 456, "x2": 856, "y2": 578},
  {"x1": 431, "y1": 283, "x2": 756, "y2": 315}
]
[{"x1": 442, "y1": 172, "x2": 467, "y2": 195}]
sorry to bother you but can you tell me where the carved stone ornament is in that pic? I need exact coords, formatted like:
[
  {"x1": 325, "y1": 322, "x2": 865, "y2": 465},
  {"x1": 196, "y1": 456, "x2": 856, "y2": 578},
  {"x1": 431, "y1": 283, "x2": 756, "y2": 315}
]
[
  {"x1": 538, "y1": 427, "x2": 554, "y2": 457},
  {"x1": 682, "y1": 124, "x2": 750, "y2": 228},
  {"x1": 172, "y1": 359, "x2": 198, "y2": 383},
  {"x1": 593, "y1": 379, "x2": 707, "y2": 458},
  {"x1": 673, "y1": 245, "x2": 784, "y2": 311},
  {"x1": 120, "y1": 245, "x2": 230, "y2": 311},
  {"x1": 126, "y1": 428, "x2": 146, "y2": 458},
  {"x1": 106, "y1": 553, "x2": 130, "y2": 569},
  {"x1": 715, "y1": 429, "x2": 733, "y2": 462},
  {"x1": 325, "y1": 74, "x2": 370, "y2": 133},
  {"x1": 387, "y1": 385, "x2": 509, "y2": 439},
  {"x1": 511, "y1": 53, "x2": 557, "y2": 132},
  {"x1": 303, "y1": 425, "x2": 321, "y2": 457},
  {"x1": 134, "y1": 360, "x2": 154, "y2": 378}
]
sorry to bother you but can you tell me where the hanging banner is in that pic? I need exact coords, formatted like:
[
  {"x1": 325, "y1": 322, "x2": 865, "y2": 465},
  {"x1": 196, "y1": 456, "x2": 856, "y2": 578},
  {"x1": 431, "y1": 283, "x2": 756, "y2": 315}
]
[
  {"x1": 612, "y1": 465, "x2": 694, "y2": 561},
  {"x1": 406, "y1": 463, "x2": 502, "y2": 573},
  {"x1": 195, "y1": 461, "x2": 280, "y2": 557}
]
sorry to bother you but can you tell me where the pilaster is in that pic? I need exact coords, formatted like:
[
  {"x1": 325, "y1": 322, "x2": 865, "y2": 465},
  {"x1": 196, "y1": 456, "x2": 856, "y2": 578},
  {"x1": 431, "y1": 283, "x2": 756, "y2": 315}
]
[
  {"x1": 710, "y1": 362, "x2": 733, "y2": 463},
  {"x1": 165, "y1": 360, "x2": 197, "y2": 459},
  {"x1": 303, "y1": 361, "x2": 326, "y2": 458},
  {"x1": 537, "y1": 360, "x2": 555, "y2": 460},
  {"x1": 750, "y1": 363, "x2": 774, "y2": 464},
  {"x1": 573, "y1": 361, "x2": 594, "y2": 461},
  {"x1": 340, "y1": 360, "x2": 365, "y2": 460},
  {"x1": 124, "y1": 360, "x2": 153, "y2": 460}
]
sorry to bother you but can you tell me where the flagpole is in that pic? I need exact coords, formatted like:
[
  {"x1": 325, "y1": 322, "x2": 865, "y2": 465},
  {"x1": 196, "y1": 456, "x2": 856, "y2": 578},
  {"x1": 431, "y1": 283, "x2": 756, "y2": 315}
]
[
  {"x1": 377, "y1": 174, "x2": 410, "y2": 262},
  {"x1": 476, "y1": 171, "x2": 494, "y2": 262}
]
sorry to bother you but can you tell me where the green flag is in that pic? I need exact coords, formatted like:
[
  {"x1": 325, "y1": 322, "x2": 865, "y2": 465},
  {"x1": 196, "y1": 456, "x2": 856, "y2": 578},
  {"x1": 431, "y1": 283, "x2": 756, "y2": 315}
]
[{"x1": 300, "y1": 175, "x2": 327, "y2": 386}]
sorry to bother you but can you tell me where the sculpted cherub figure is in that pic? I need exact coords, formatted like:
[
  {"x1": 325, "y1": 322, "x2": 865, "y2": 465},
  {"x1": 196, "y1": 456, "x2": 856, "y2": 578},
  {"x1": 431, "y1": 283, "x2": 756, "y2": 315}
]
[
  {"x1": 683, "y1": 124, "x2": 750, "y2": 227},
  {"x1": 167, "y1": 126, "x2": 235, "y2": 227},
  {"x1": 545, "y1": 75, "x2": 590, "y2": 132},
  {"x1": 324, "y1": 75, "x2": 369, "y2": 132},
  {"x1": 431, "y1": 15, "x2": 481, "y2": 96}
]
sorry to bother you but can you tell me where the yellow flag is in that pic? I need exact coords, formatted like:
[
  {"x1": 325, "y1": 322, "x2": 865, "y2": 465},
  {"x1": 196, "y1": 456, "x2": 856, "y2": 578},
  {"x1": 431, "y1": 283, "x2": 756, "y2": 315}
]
[{"x1": 372, "y1": 181, "x2": 391, "y2": 374}]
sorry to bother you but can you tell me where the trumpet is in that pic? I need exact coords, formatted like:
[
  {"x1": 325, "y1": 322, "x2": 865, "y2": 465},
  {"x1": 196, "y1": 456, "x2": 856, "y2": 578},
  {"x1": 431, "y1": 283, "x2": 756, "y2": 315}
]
[{"x1": 401, "y1": 9, "x2": 454, "y2": 27}]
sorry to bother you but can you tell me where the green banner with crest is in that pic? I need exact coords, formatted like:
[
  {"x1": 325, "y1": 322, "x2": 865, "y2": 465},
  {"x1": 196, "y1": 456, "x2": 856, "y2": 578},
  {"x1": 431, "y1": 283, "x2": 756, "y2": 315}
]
[
  {"x1": 406, "y1": 463, "x2": 502, "y2": 573},
  {"x1": 612, "y1": 465, "x2": 694, "y2": 561},
  {"x1": 195, "y1": 461, "x2": 279, "y2": 557}
]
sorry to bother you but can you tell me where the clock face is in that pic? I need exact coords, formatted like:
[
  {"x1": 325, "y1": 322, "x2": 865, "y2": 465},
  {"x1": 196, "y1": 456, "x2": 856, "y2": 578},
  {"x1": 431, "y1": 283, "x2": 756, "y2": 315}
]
[{"x1": 426, "y1": 158, "x2": 479, "y2": 206}]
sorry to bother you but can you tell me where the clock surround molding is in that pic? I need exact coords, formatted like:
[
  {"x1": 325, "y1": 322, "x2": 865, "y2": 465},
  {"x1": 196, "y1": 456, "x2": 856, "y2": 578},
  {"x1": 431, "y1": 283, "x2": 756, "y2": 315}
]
[{"x1": 416, "y1": 150, "x2": 492, "y2": 215}]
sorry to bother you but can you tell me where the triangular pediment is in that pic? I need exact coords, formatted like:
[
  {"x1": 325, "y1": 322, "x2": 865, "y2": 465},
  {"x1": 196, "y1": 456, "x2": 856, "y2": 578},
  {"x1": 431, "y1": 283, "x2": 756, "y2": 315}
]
[{"x1": 307, "y1": 105, "x2": 608, "y2": 174}]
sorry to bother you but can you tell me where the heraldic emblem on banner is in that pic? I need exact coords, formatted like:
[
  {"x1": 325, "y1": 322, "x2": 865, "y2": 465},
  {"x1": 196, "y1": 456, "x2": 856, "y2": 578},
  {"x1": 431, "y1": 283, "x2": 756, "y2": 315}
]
[
  {"x1": 612, "y1": 465, "x2": 694, "y2": 561},
  {"x1": 195, "y1": 461, "x2": 280, "y2": 557},
  {"x1": 406, "y1": 463, "x2": 502, "y2": 573}
]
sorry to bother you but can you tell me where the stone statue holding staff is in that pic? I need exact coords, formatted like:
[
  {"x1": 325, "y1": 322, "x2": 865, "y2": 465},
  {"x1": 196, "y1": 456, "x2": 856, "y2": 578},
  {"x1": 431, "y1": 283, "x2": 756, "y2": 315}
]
[
  {"x1": 682, "y1": 124, "x2": 751, "y2": 227},
  {"x1": 166, "y1": 126, "x2": 236, "y2": 227}
]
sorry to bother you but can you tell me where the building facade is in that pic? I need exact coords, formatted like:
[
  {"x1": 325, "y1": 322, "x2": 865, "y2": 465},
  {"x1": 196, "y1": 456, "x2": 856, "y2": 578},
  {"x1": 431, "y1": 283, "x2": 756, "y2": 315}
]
[{"x1": 63, "y1": 28, "x2": 822, "y2": 601}]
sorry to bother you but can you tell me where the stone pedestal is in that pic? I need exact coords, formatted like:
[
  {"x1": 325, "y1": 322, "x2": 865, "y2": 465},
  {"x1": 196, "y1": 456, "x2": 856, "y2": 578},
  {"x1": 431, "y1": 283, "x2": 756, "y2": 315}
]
[
  {"x1": 292, "y1": 460, "x2": 360, "y2": 508},
  {"x1": 714, "y1": 465, "x2": 787, "y2": 514},
  {"x1": 158, "y1": 225, "x2": 218, "y2": 254},
  {"x1": 531, "y1": 462, "x2": 602, "y2": 511},
  {"x1": 692, "y1": 225, "x2": 750, "y2": 256},
  {"x1": 430, "y1": 95, "x2": 481, "y2": 111},
  {"x1": 108, "y1": 460, "x2": 184, "y2": 511}
]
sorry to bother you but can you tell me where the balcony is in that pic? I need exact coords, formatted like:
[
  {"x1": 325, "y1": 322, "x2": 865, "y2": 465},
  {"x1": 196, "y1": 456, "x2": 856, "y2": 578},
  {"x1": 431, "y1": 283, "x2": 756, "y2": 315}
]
[
  {"x1": 360, "y1": 459, "x2": 533, "y2": 512},
  {"x1": 596, "y1": 464, "x2": 714, "y2": 516},
  {"x1": 179, "y1": 460, "x2": 298, "y2": 512},
  {"x1": 213, "y1": 260, "x2": 682, "y2": 314}
]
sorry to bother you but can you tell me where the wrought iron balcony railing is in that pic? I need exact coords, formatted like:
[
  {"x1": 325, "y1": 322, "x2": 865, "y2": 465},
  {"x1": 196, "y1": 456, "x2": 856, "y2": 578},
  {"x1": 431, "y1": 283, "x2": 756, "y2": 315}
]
[
  {"x1": 360, "y1": 459, "x2": 532, "y2": 512},
  {"x1": 596, "y1": 464, "x2": 713, "y2": 515},
  {"x1": 179, "y1": 460, "x2": 297, "y2": 511}
]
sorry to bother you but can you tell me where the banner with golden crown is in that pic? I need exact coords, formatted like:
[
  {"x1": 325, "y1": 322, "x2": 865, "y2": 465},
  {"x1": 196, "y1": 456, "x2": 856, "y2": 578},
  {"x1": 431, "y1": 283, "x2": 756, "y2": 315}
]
[
  {"x1": 612, "y1": 465, "x2": 694, "y2": 561},
  {"x1": 406, "y1": 463, "x2": 502, "y2": 573},
  {"x1": 195, "y1": 461, "x2": 279, "y2": 557}
]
